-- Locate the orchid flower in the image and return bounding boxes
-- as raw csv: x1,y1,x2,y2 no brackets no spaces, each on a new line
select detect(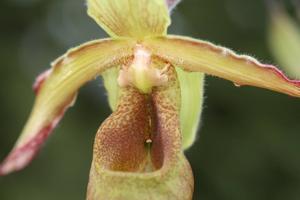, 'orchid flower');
1,0,300,199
